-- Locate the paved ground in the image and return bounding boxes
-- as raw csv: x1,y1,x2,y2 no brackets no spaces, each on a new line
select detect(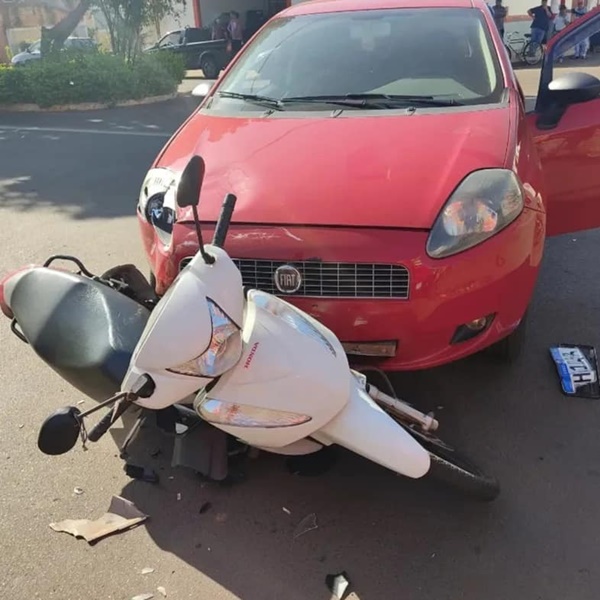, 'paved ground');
2,72,600,600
